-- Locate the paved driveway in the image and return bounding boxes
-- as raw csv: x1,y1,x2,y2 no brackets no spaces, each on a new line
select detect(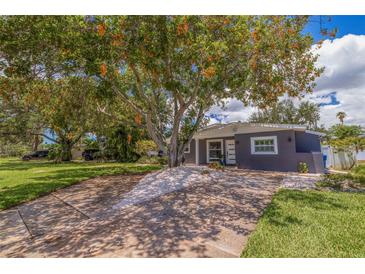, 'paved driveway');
0,167,283,257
